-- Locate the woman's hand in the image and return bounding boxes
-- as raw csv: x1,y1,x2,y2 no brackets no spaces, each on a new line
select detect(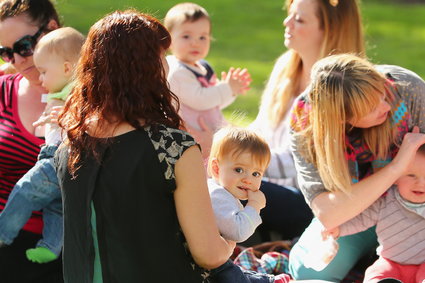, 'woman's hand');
389,126,425,176
225,239,236,251
313,126,425,229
